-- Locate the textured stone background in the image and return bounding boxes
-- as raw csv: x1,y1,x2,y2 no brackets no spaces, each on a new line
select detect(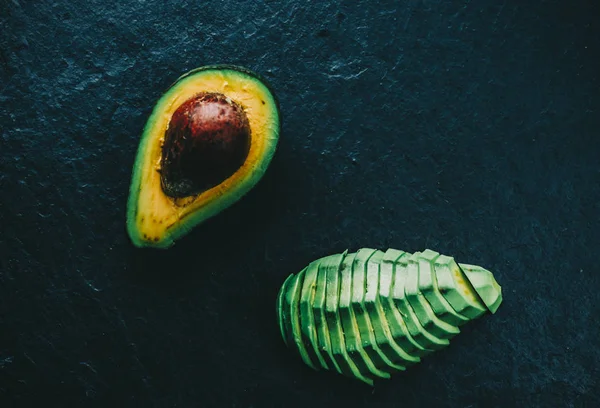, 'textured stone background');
1,0,599,407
